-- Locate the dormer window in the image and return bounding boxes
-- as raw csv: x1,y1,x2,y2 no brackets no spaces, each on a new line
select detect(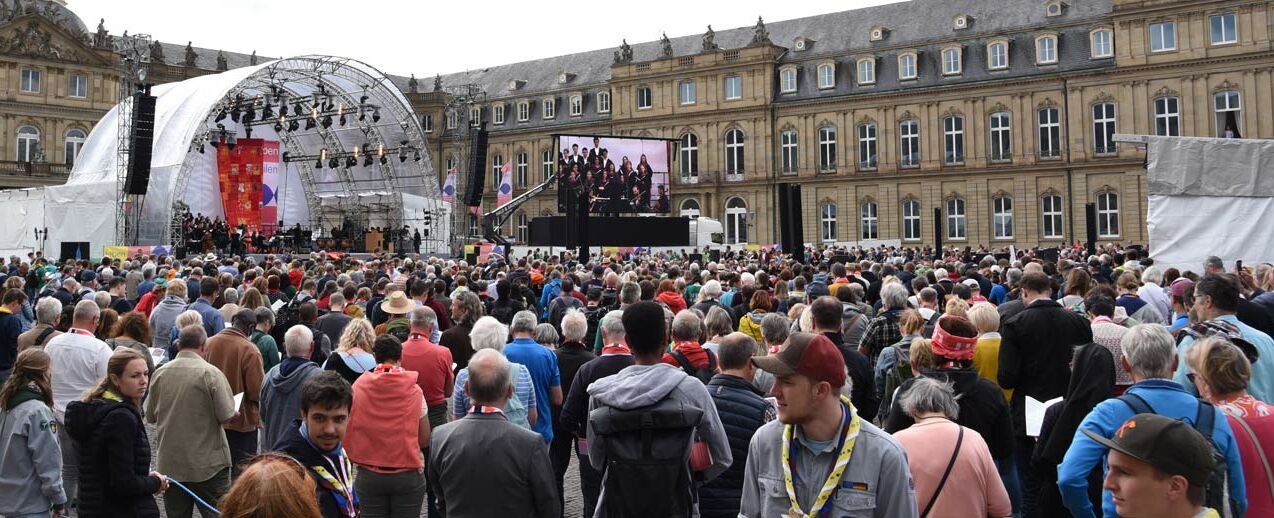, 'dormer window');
559,72,576,84
942,46,963,75
1045,0,1067,17
898,52,918,80
953,14,971,30
856,58,876,85
1036,34,1059,65
988,40,1009,70
817,63,836,89
508,79,526,91
870,26,889,42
